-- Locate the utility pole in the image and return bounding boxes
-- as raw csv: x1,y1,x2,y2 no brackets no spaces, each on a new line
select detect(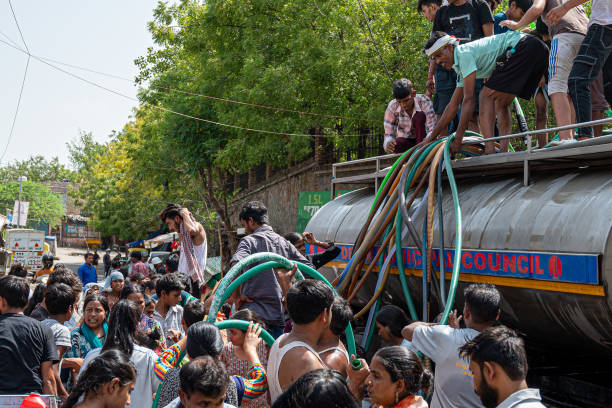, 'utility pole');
17,175,27,227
